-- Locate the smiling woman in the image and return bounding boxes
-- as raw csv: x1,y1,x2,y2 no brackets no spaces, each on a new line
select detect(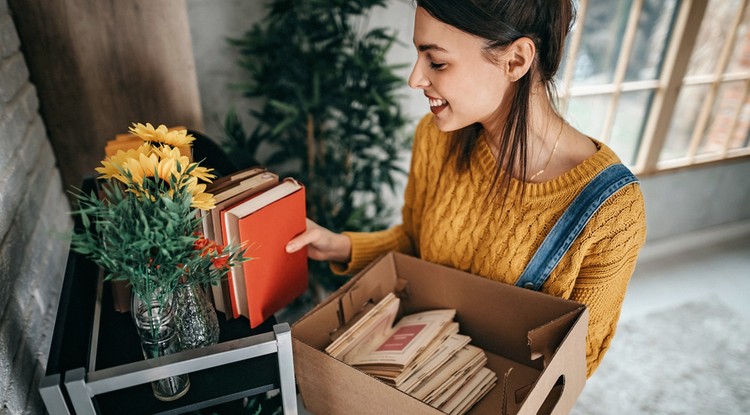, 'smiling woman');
287,0,647,380
408,7,514,134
